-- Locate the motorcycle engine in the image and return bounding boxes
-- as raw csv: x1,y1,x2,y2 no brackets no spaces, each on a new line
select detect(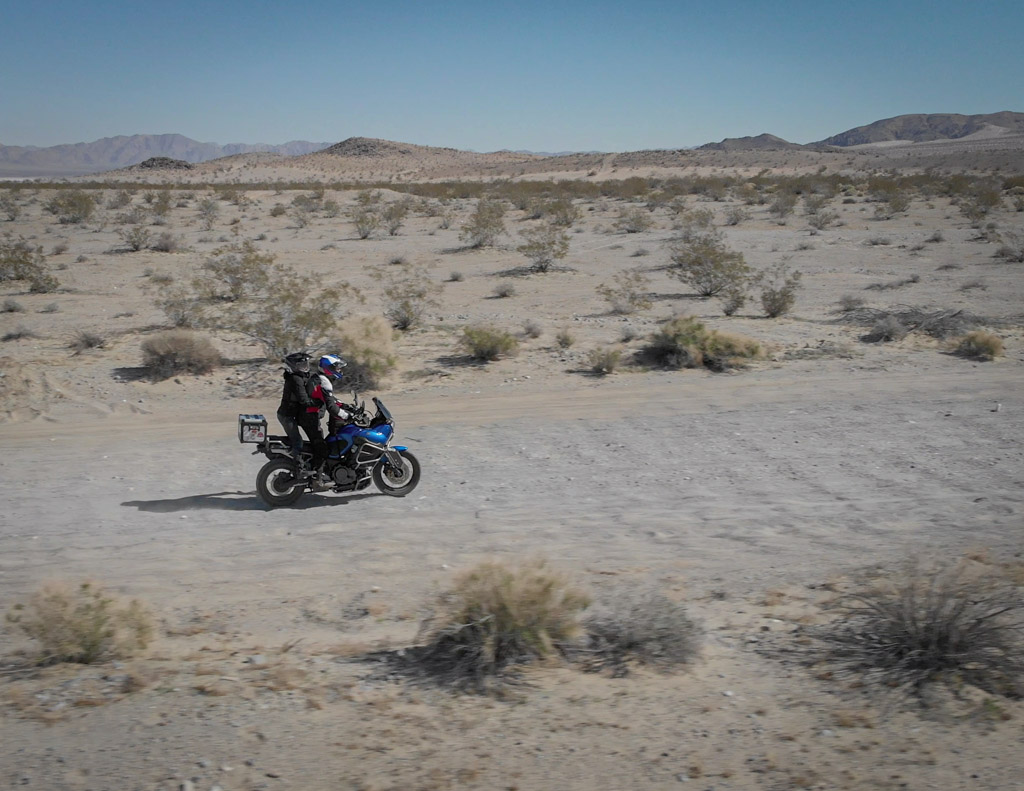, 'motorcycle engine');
331,466,359,487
